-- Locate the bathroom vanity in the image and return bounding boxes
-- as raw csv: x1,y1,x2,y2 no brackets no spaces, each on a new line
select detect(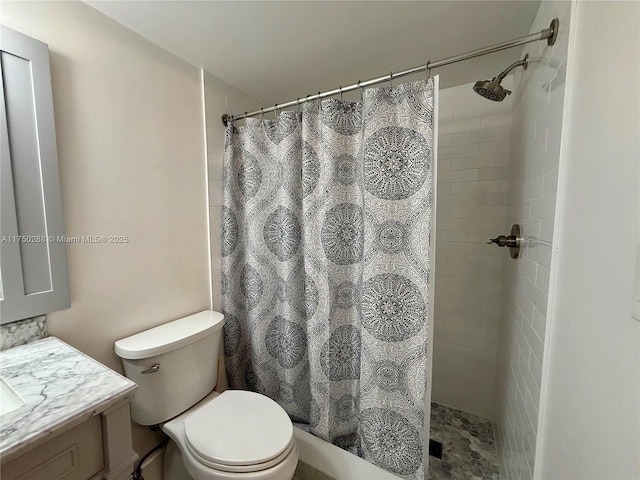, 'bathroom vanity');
0,337,138,480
